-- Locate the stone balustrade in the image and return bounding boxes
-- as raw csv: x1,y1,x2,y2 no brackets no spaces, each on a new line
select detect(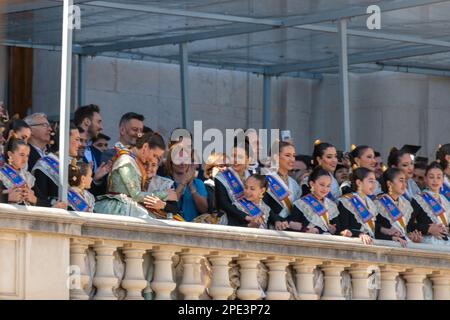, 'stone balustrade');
1,203,450,300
